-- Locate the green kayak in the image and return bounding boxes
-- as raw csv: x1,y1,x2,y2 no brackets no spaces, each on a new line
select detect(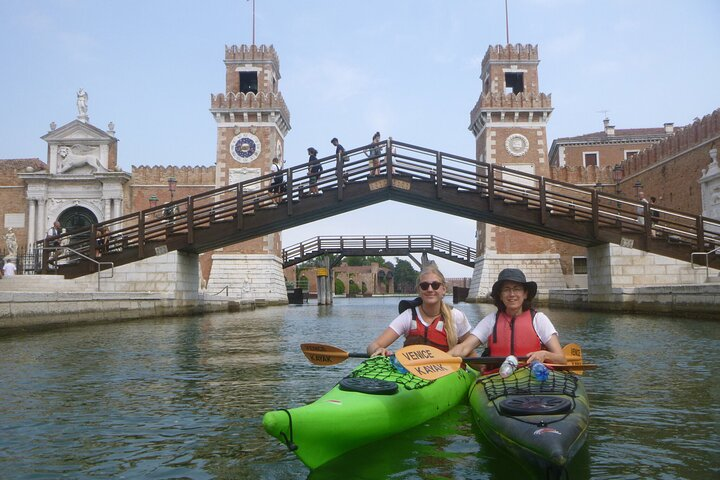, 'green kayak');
263,355,476,469
469,365,590,475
